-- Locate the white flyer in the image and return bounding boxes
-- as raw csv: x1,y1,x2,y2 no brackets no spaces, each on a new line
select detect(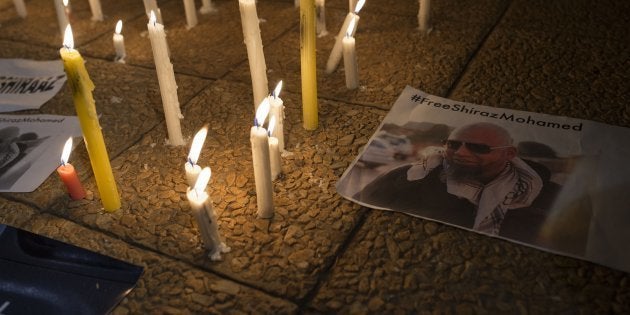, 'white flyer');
0,115,82,192
0,59,67,112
